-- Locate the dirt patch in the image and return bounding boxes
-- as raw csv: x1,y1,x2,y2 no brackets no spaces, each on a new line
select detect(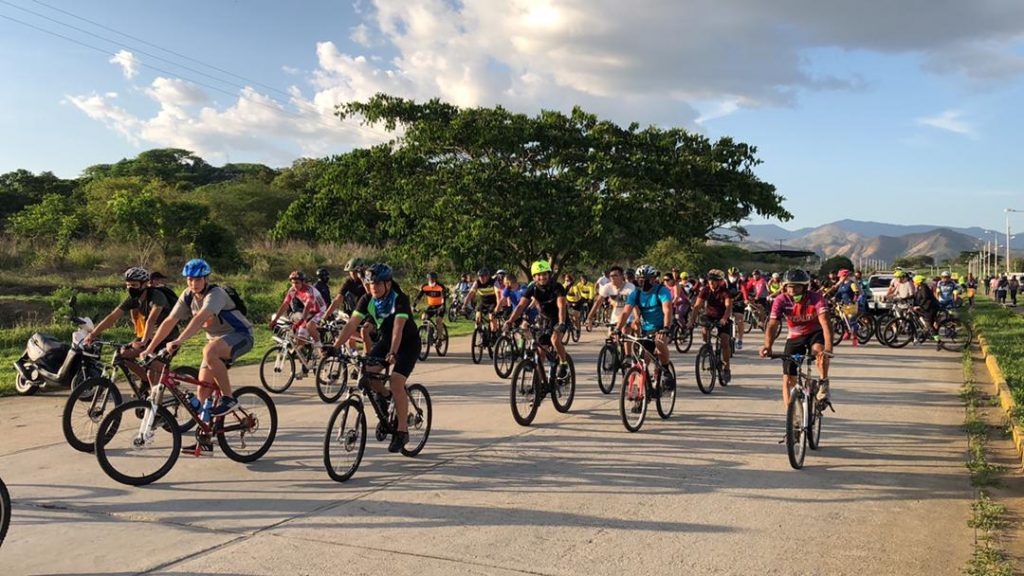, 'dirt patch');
0,299,52,328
